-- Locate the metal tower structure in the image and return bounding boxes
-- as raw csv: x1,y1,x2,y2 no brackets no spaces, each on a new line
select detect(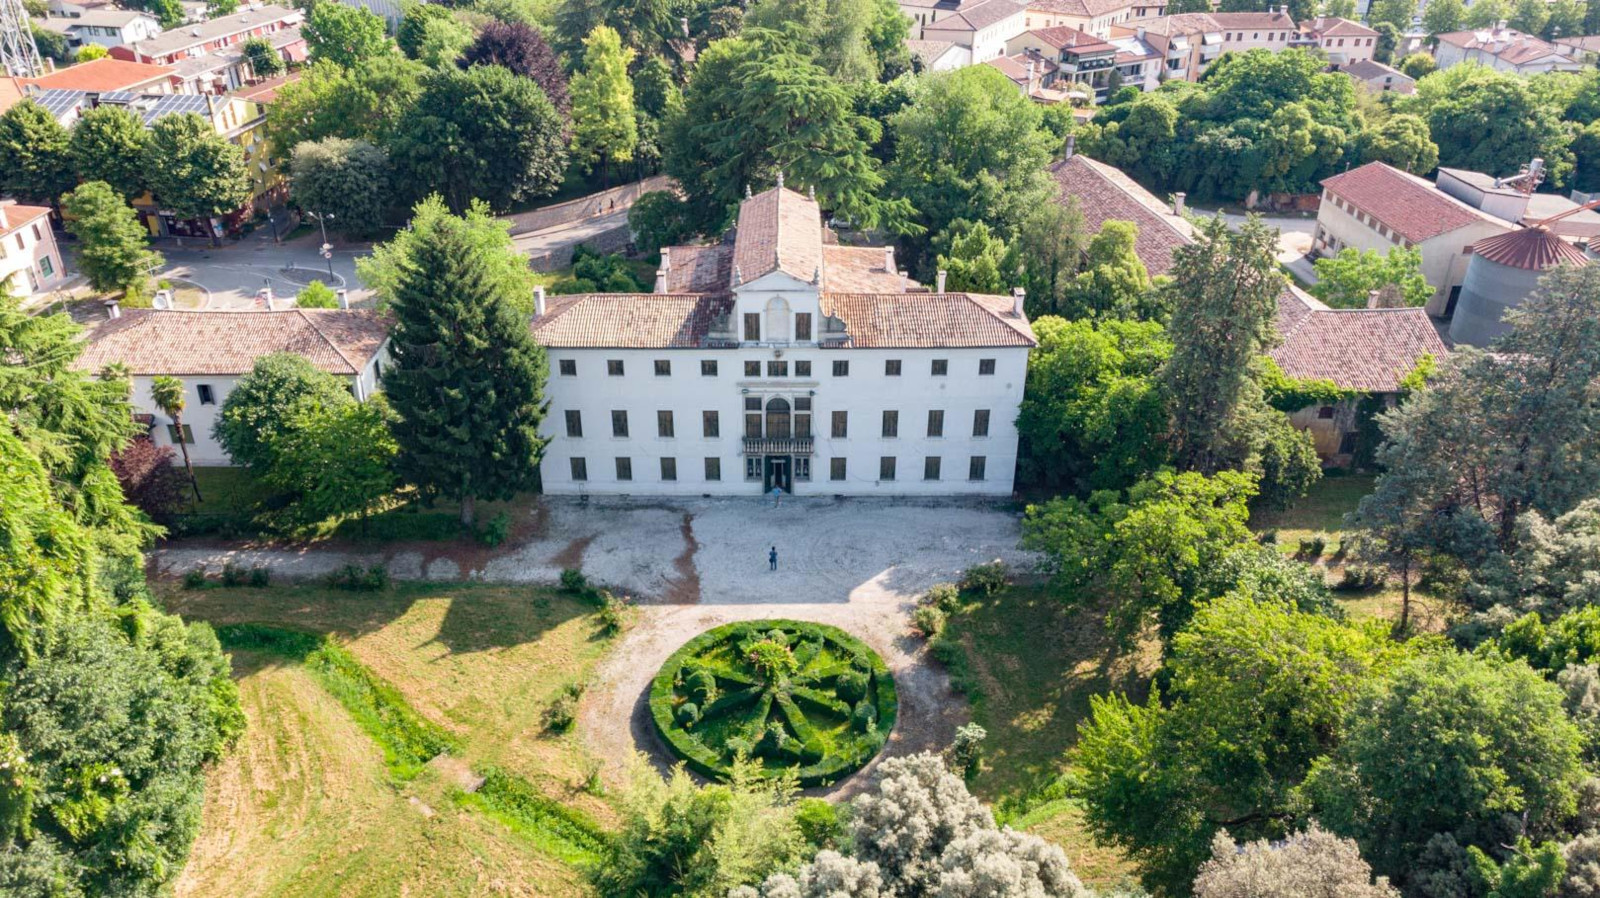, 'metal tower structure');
0,0,43,79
